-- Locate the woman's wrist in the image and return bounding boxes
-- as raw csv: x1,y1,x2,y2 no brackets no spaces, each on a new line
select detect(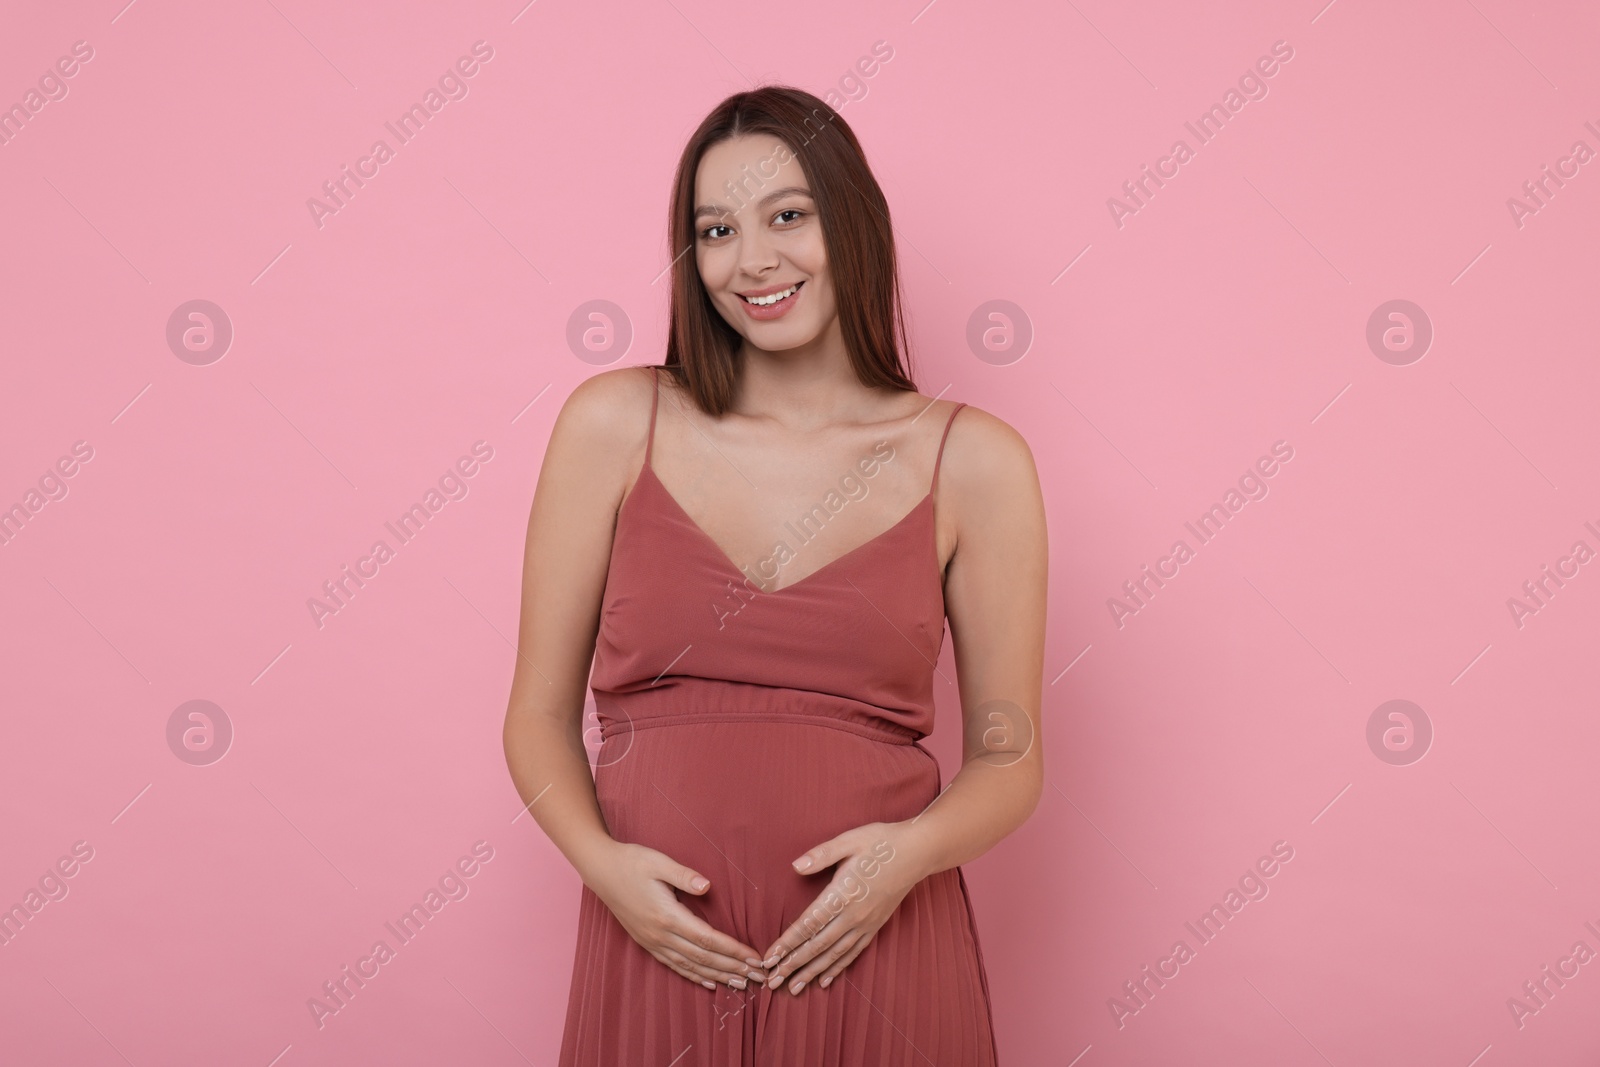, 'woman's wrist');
570,833,622,892
886,817,946,884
